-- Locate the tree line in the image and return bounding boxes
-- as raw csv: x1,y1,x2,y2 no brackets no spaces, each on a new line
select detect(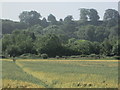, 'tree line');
1,8,120,58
